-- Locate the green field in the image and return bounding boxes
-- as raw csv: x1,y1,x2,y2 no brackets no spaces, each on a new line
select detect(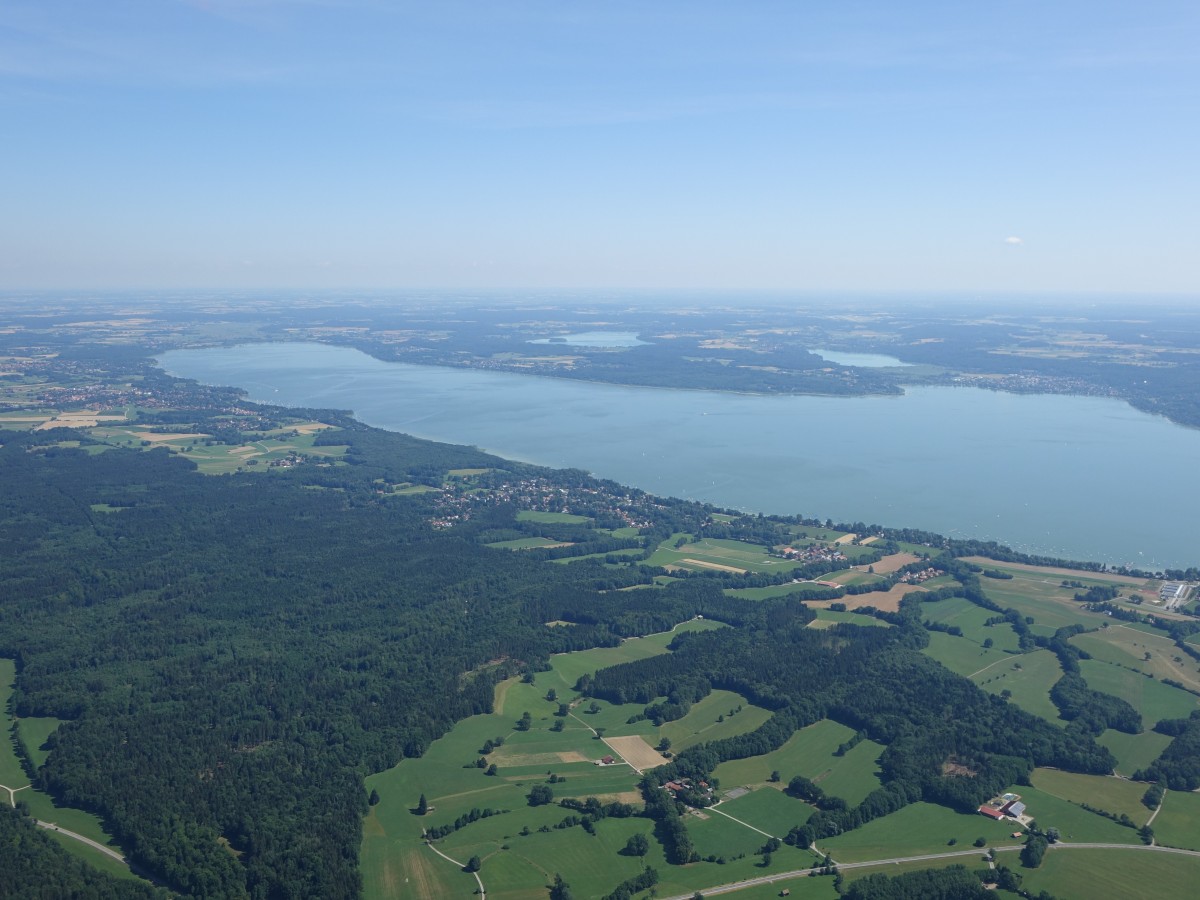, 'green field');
810,609,890,628
661,690,772,751
646,537,803,575
1029,768,1151,825
1018,847,1200,900
1154,790,1200,851
715,786,814,838
516,510,591,524
1007,785,1140,844
17,716,63,769
920,596,1022,652
1097,728,1174,776
971,649,1064,724
713,719,883,806
0,660,29,788
1073,626,1200,695
820,802,1019,863
1078,659,1199,725
922,631,1013,677
487,536,571,550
